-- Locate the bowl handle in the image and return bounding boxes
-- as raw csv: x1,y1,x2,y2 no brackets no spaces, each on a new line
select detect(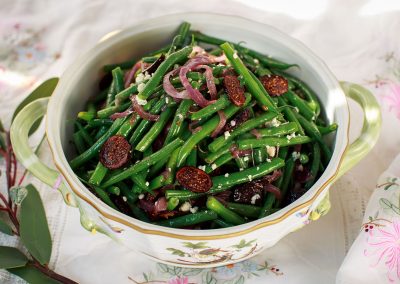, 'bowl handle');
336,82,381,179
10,97,77,207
